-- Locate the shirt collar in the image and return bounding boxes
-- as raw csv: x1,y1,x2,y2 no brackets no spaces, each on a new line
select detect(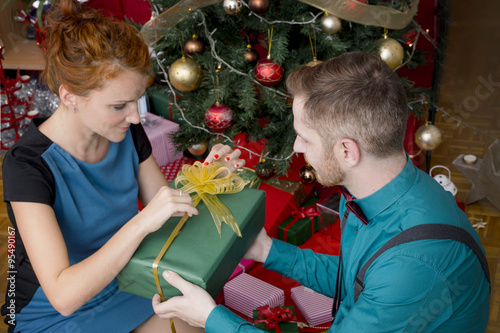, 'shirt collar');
350,154,417,223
